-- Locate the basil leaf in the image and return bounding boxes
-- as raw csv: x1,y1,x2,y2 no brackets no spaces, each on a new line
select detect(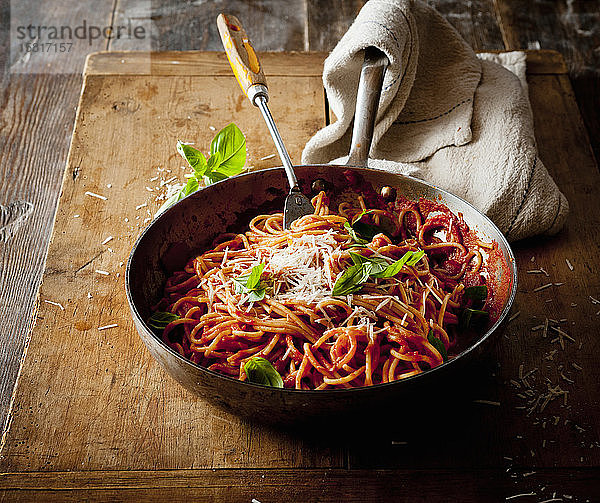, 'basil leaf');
177,142,207,174
203,171,229,185
349,252,365,266
182,176,199,196
405,249,425,266
148,311,180,330
234,264,266,302
155,176,199,217
246,264,264,289
427,329,448,361
369,262,389,276
352,219,381,242
334,250,426,294
244,357,284,387
371,249,425,279
344,221,369,245
209,123,246,177
372,251,413,278
204,151,223,175
349,252,388,275
155,124,246,219
459,308,489,330
234,282,266,302
204,171,229,185
233,276,249,295
463,285,488,301
202,151,226,185
332,263,371,296
246,288,266,302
